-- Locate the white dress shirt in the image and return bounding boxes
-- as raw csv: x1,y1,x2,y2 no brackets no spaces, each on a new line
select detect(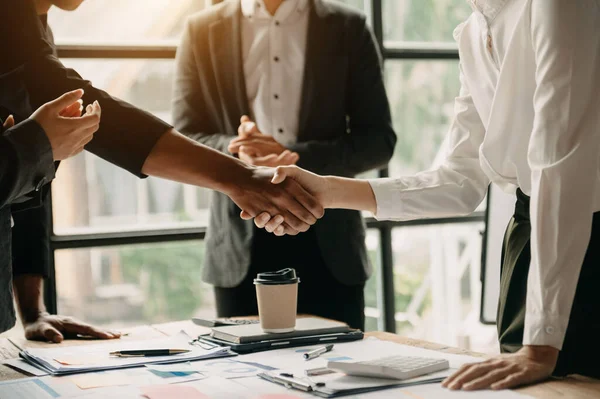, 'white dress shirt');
370,0,600,350
241,0,310,147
